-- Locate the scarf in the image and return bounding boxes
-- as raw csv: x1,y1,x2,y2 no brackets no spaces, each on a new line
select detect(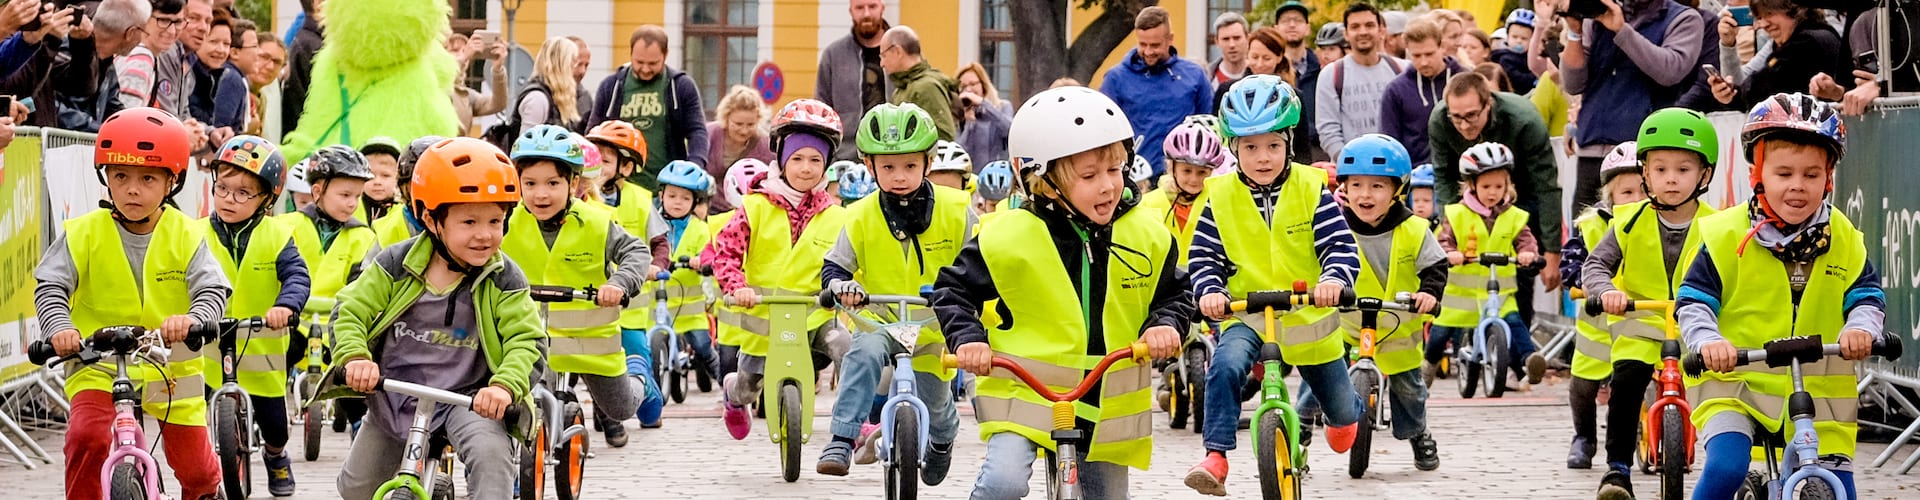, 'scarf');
1462,187,1514,217
753,172,836,243
878,181,936,239
1741,196,1833,263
